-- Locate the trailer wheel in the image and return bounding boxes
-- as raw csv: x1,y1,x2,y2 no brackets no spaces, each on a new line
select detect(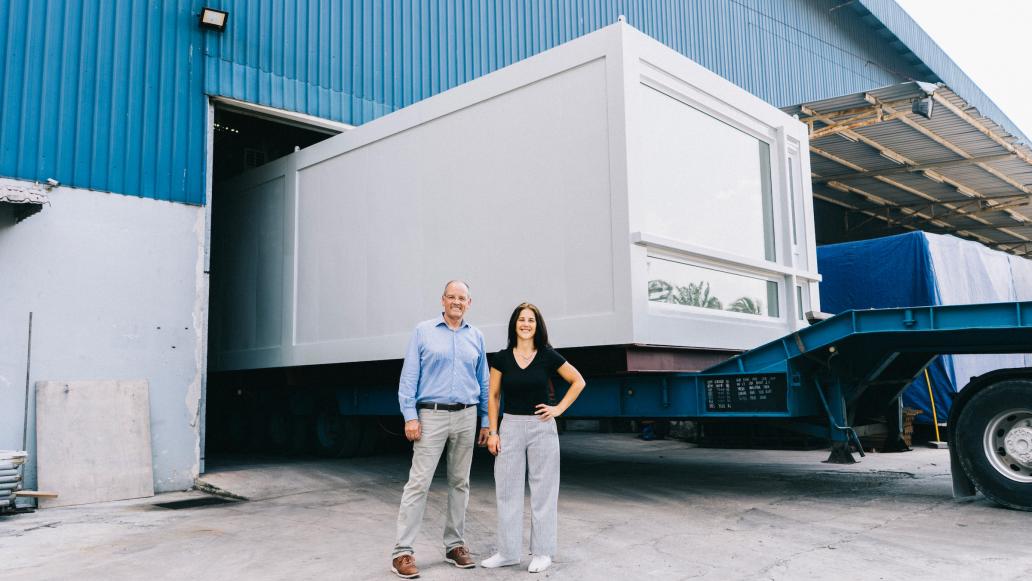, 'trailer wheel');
955,379,1032,511
313,406,363,458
